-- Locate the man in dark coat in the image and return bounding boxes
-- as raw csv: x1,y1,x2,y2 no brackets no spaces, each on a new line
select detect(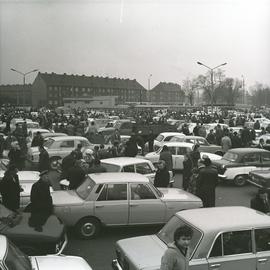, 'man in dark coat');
250,188,270,214
8,141,24,170
38,145,50,172
197,157,218,207
147,130,155,152
154,160,170,188
88,159,107,173
31,131,44,147
61,151,77,179
0,164,21,212
67,160,86,189
124,135,138,157
189,144,200,168
182,154,192,190
159,145,173,172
